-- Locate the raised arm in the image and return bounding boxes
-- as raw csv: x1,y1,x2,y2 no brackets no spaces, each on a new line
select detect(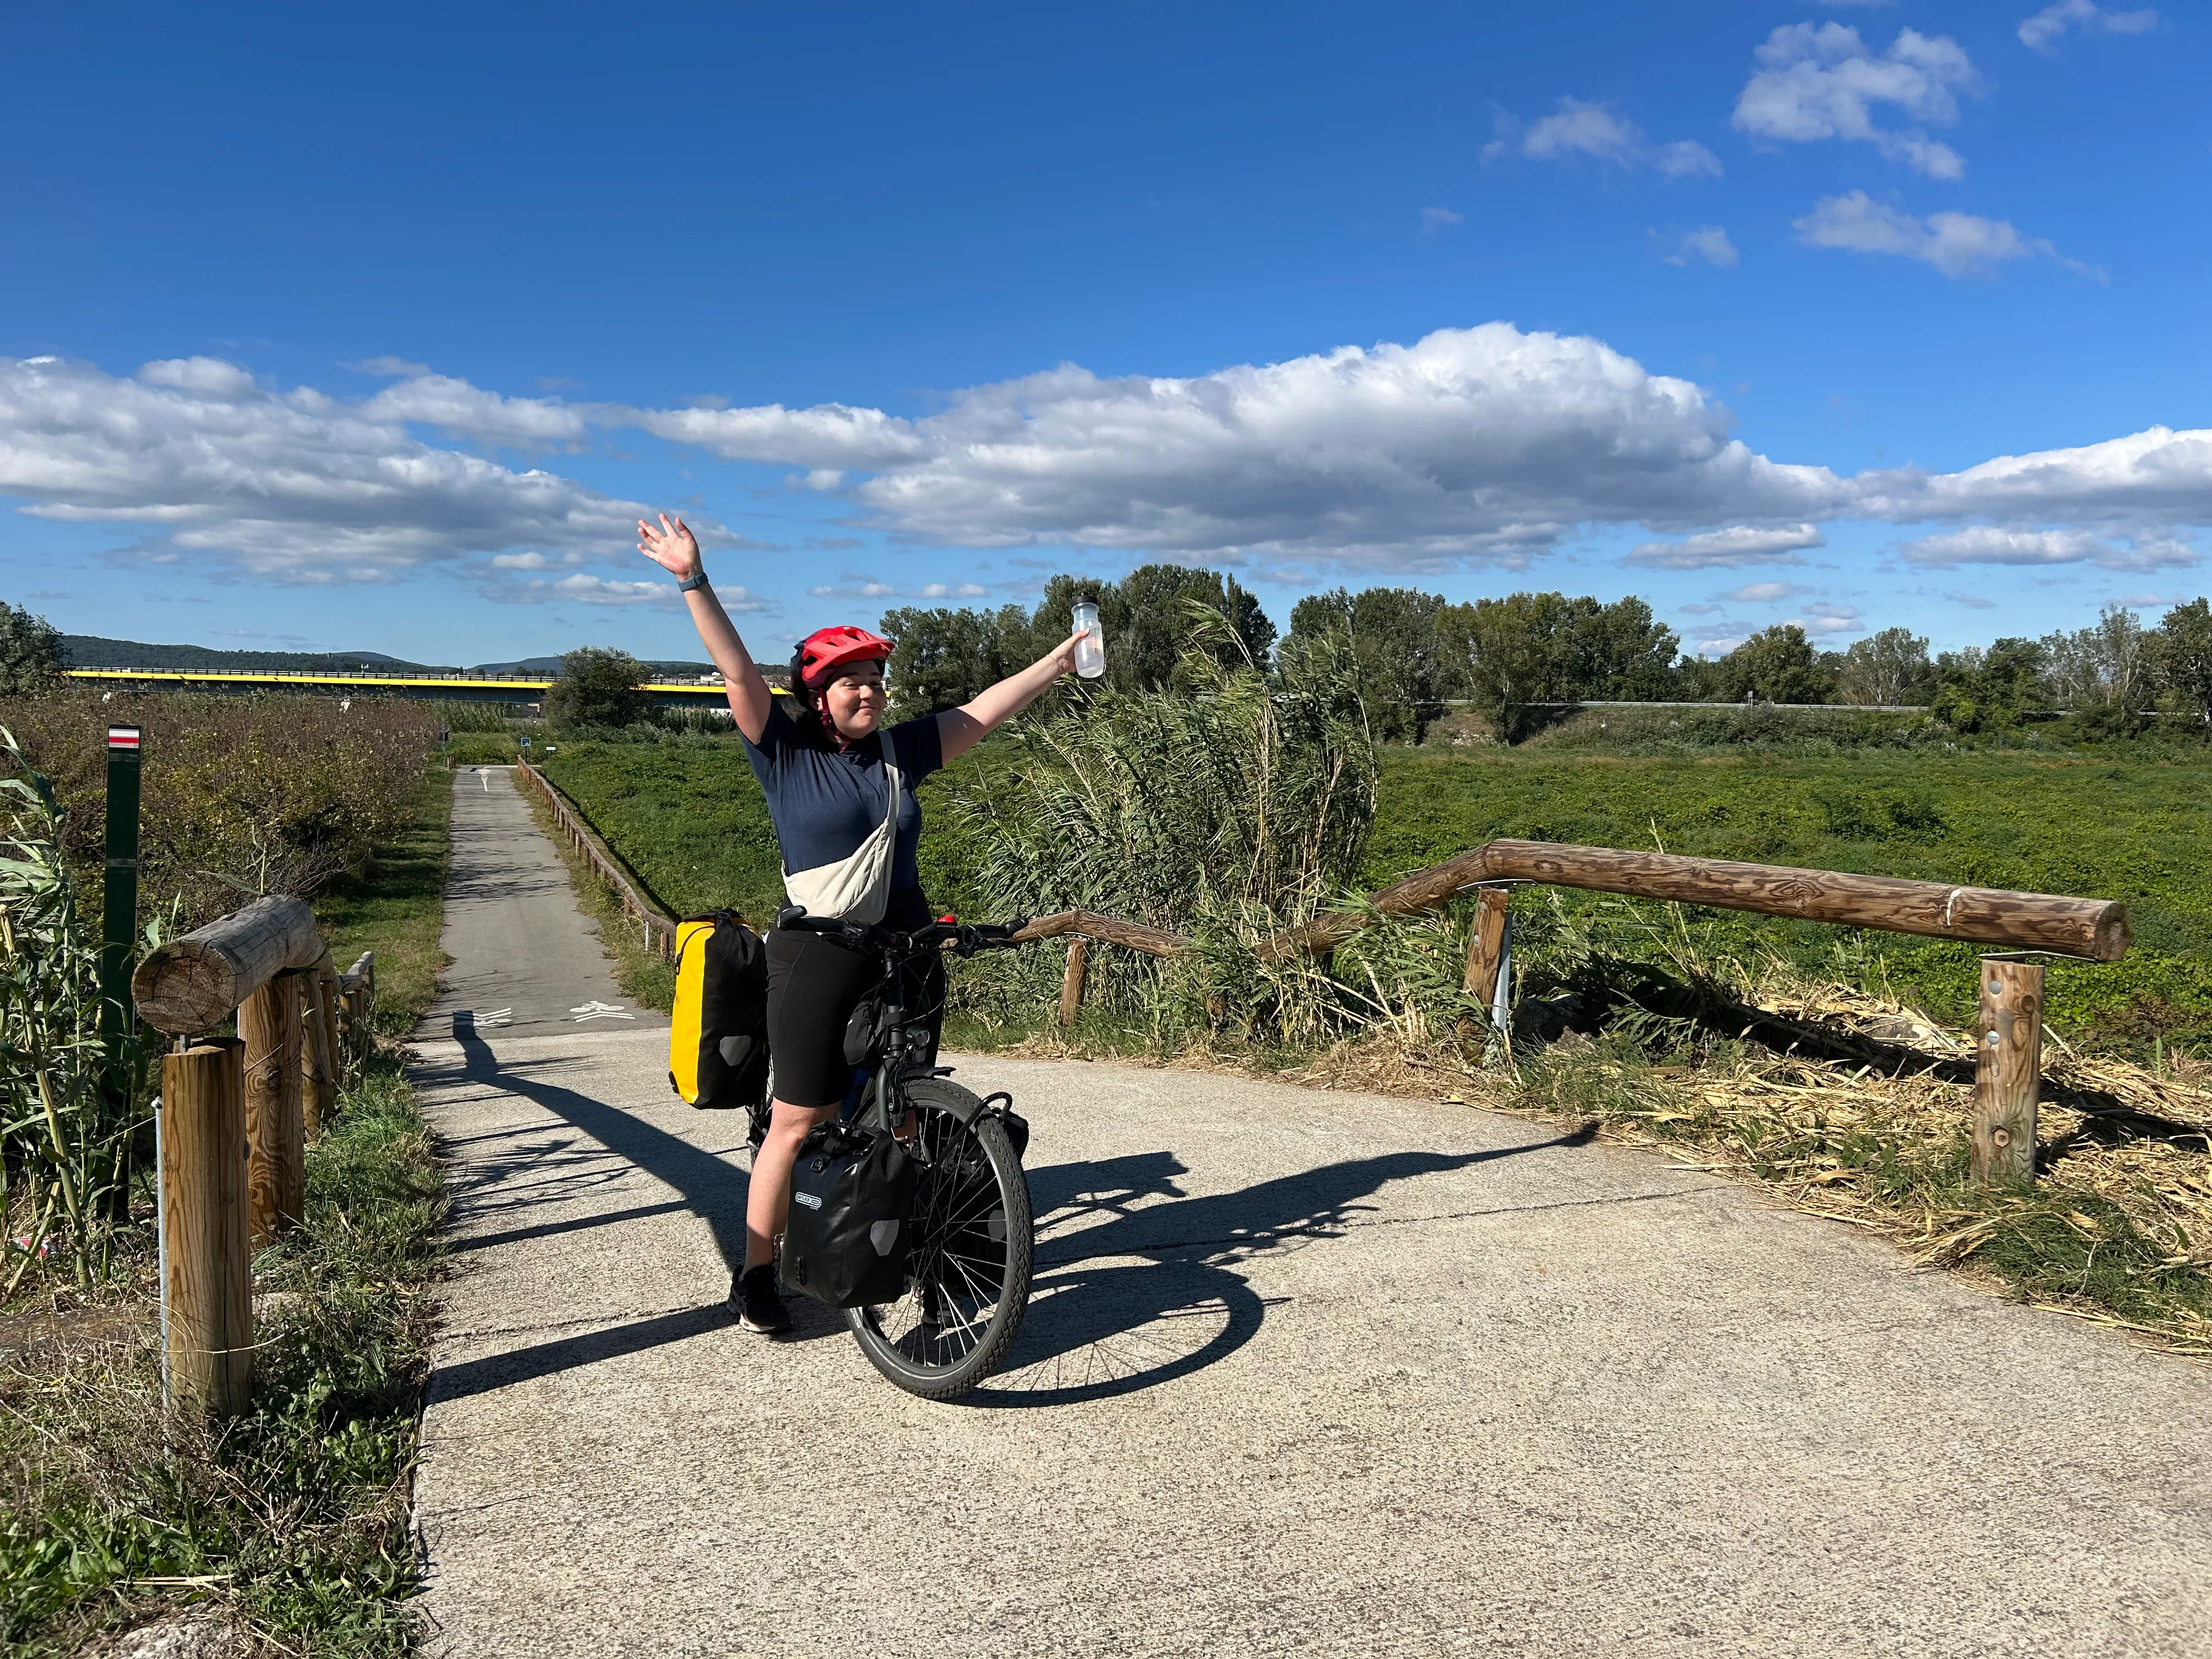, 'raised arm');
935,630,1085,763
636,514,775,743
